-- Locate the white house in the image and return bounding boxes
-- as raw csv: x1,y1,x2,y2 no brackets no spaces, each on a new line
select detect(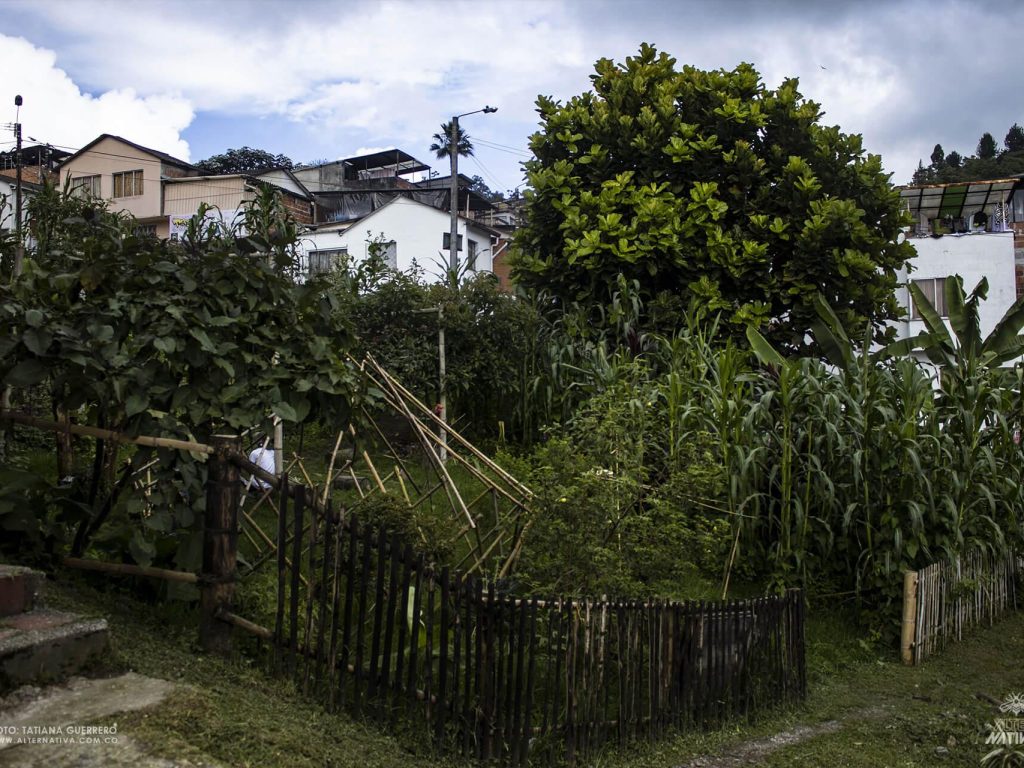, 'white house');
298,195,500,282
895,178,1023,346
0,173,40,248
